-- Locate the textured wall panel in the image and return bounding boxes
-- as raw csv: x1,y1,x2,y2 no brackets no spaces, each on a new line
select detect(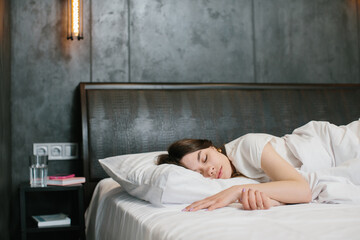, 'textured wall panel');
92,0,129,82
130,0,254,83
254,0,359,83
11,0,90,180
82,84,360,180
0,0,11,238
